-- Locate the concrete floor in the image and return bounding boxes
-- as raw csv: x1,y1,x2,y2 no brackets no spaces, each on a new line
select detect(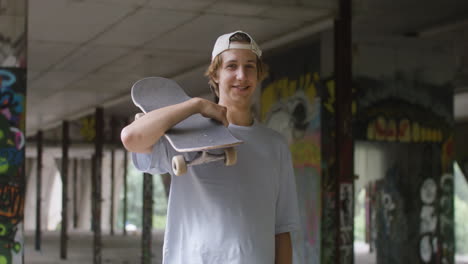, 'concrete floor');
24,230,164,264
24,232,467,264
